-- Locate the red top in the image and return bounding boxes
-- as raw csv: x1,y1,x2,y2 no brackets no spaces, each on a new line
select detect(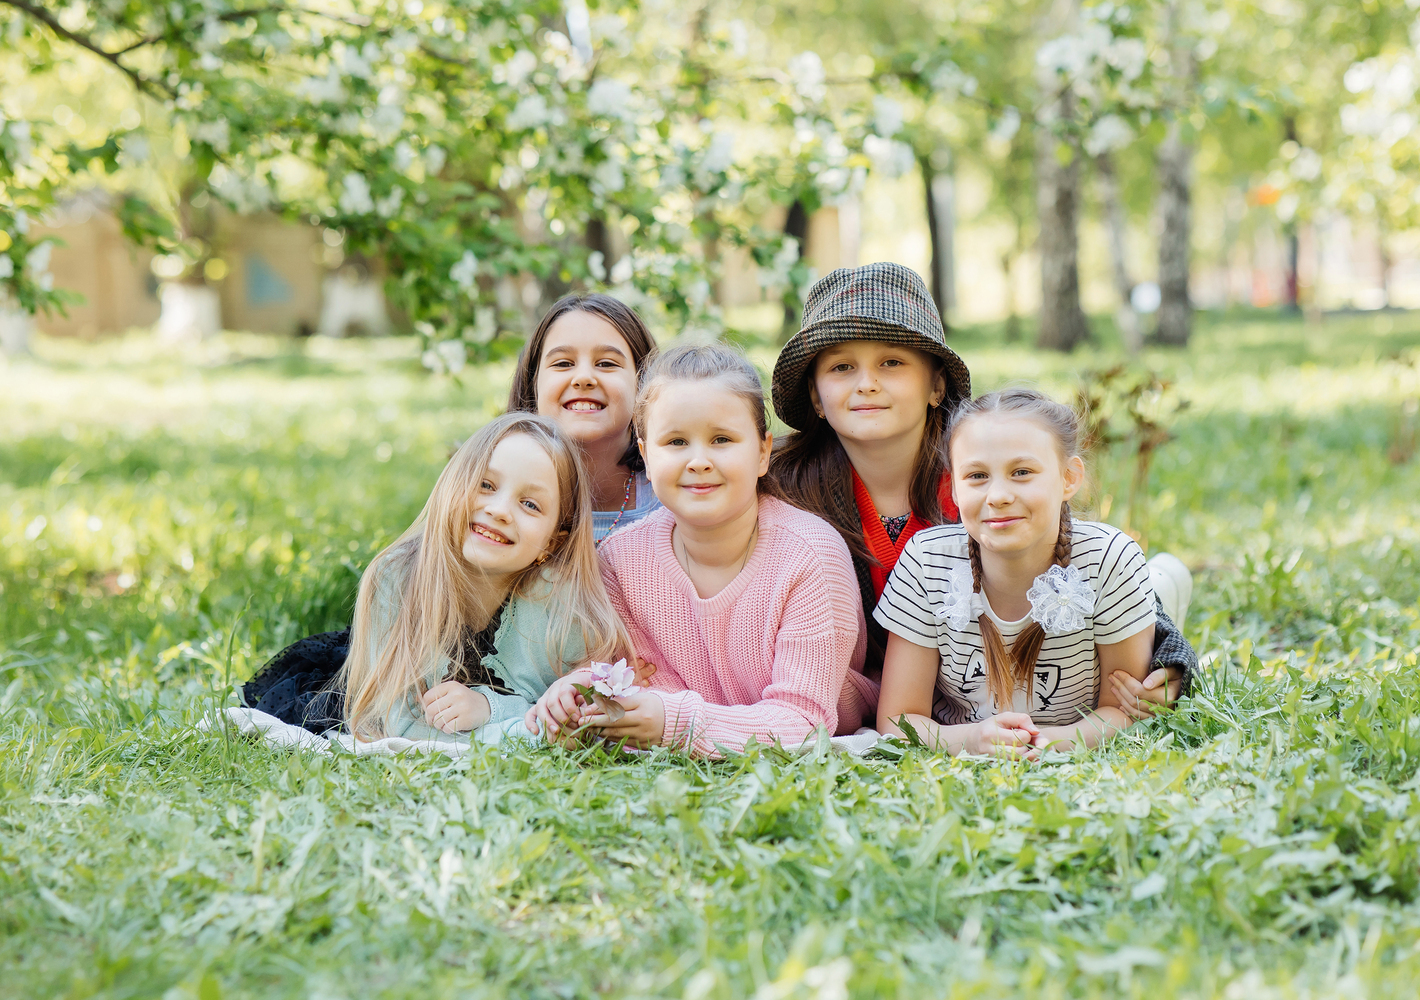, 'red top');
852,469,959,601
